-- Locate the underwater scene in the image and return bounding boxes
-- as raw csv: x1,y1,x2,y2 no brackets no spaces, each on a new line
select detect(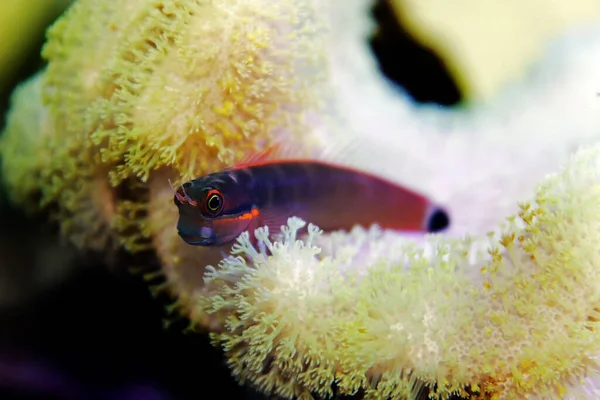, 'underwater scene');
1,0,600,399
